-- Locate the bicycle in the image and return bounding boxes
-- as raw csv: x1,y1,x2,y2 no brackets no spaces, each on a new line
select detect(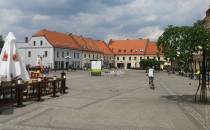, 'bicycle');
149,77,155,90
